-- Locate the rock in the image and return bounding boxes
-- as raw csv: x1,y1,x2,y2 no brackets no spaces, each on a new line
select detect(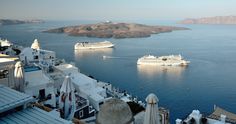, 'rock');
44,22,188,38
